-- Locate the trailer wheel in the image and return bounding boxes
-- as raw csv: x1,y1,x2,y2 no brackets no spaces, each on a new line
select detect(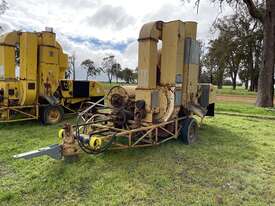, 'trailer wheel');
41,105,64,124
179,117,198,144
